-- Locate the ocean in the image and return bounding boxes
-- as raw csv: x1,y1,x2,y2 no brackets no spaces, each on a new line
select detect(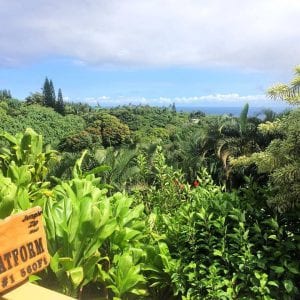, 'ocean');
176,105,292,117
